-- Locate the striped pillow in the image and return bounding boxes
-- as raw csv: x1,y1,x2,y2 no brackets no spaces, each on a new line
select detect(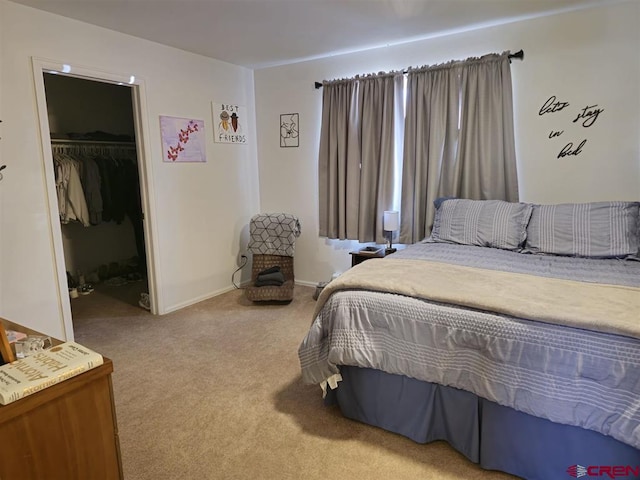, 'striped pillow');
524,202,640,258
431,199,533,250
